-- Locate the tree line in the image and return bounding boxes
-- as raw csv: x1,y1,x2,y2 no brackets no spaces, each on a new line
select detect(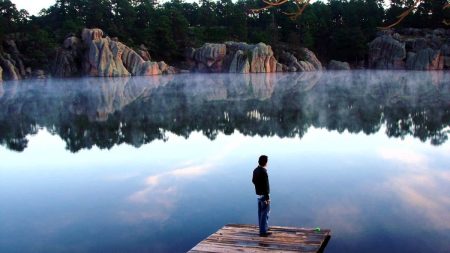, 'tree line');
0,0,448,69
